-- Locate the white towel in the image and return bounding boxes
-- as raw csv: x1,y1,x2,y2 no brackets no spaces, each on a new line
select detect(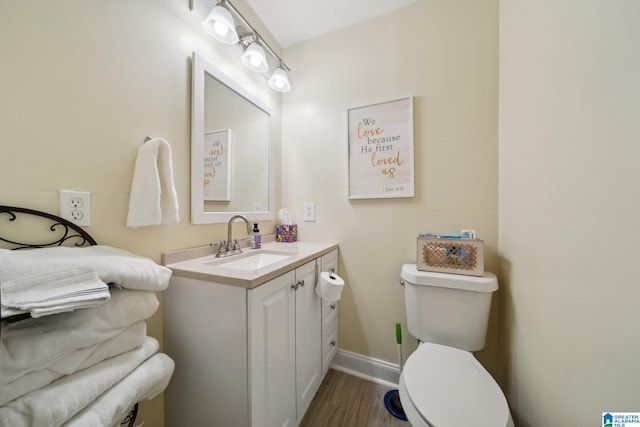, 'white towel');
0,321,147,405
0,245,172,292
126,137,179,228
1,289,159,385
1,267,110,319
64,353,175,427
0,337,160,427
